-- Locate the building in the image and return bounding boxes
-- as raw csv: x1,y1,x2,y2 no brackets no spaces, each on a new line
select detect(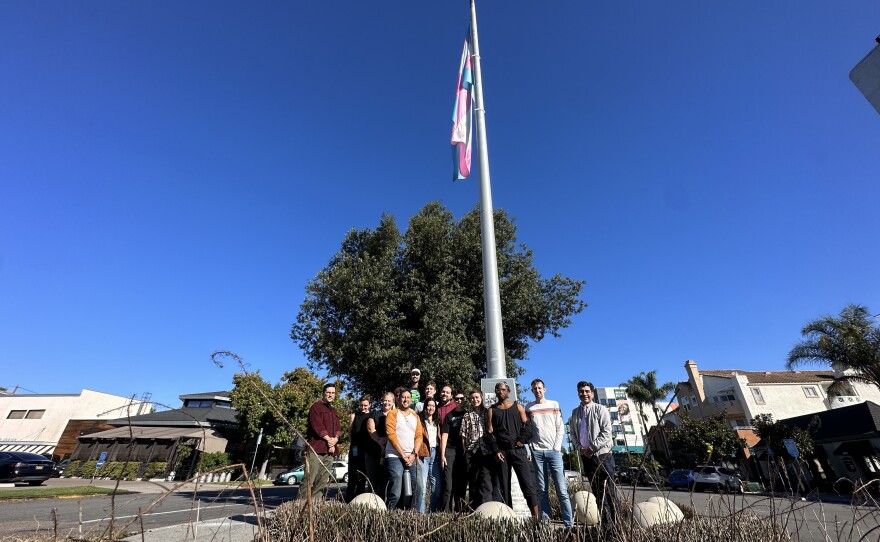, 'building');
70,391,238,480
774,401,880,491
0,389,151,458
675,360,880,429
591,387,649,458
